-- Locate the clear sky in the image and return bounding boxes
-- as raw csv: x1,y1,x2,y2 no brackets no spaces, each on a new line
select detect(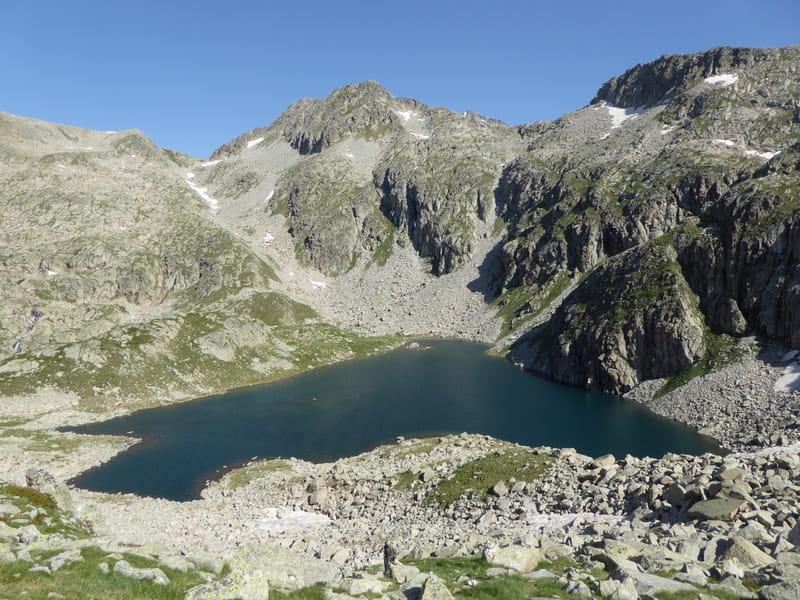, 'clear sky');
2,0,797,158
